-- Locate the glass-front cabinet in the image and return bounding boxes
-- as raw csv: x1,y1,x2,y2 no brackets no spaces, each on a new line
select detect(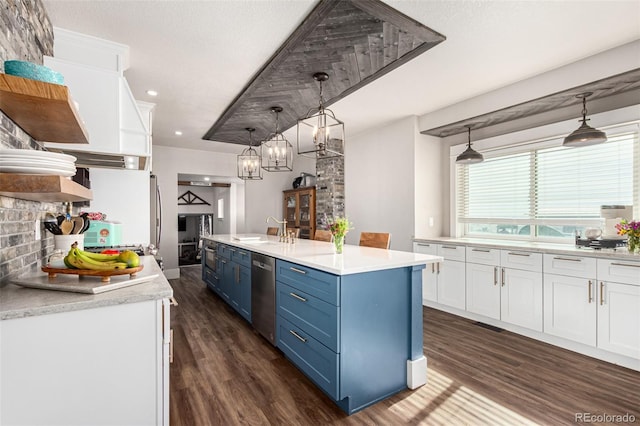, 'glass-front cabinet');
283,187,316,239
